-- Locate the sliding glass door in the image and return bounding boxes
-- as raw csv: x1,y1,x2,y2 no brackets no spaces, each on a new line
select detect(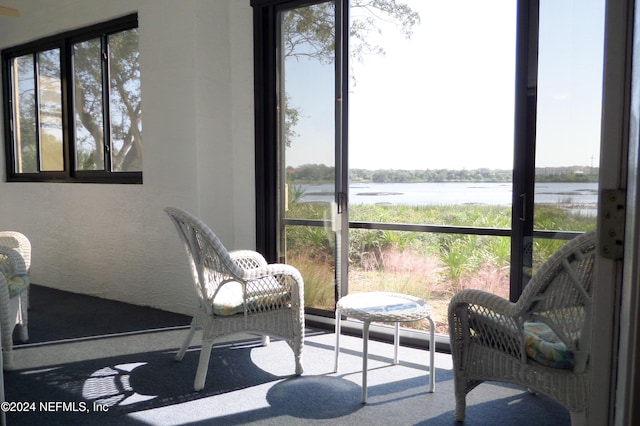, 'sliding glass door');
253,0,603,332
273,1,347,312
